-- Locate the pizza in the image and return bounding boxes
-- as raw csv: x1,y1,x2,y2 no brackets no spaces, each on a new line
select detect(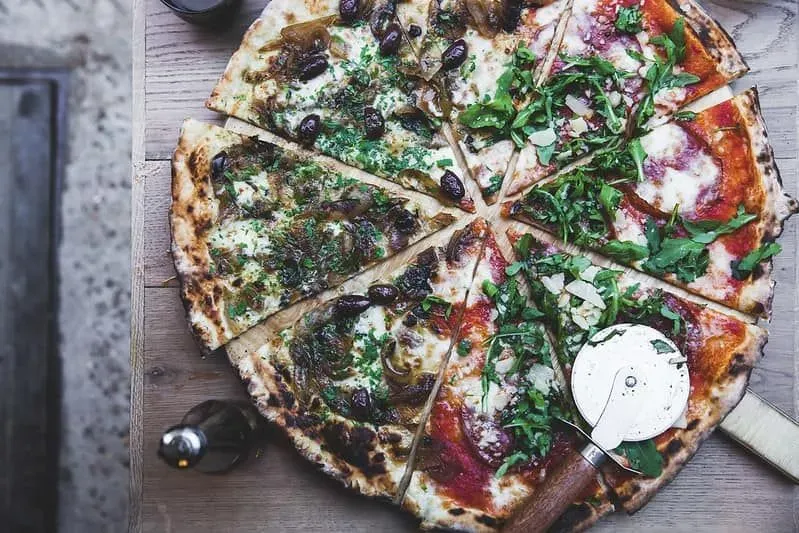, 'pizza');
504,89,799,316
206,0,476,212
171,119,456,352
410,0,570,202
506,226,766,514
165,0,799,530
231,219,488,500
402,227,613,531
507,0,748,194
